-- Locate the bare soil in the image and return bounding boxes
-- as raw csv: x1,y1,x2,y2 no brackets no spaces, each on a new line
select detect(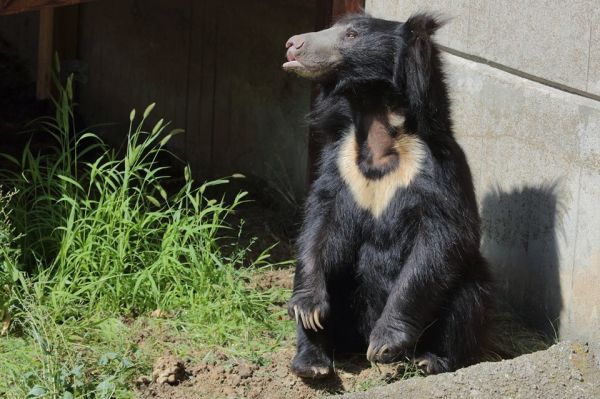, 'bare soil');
137,338,600,399
138,345,419,399
137,268,422,399
135,268,600,399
